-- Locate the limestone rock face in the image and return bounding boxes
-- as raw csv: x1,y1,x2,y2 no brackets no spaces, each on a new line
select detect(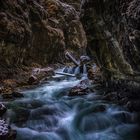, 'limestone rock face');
0,0,87,71
61,0,81,11
81,0,140,80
